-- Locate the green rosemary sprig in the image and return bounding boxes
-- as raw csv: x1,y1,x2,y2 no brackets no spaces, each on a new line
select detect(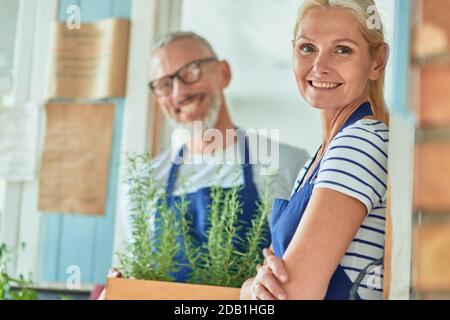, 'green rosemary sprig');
234,177,272,283
176,193,202,283
116,154,155,279
151,190,181,281
198,169,244,287
117,153,179,281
